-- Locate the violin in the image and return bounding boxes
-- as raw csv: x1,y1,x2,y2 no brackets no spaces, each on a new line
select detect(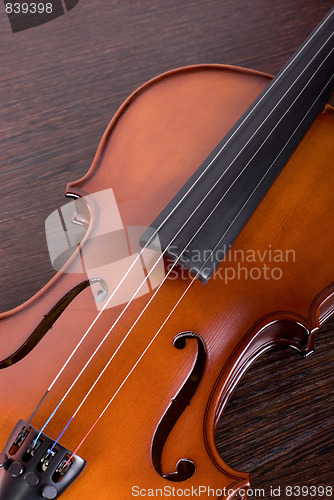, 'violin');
0,6,333,500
